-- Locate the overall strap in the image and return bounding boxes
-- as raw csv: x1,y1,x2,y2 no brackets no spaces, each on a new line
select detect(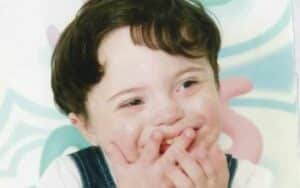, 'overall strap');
226,154,238,188
70,146,116,188
70,147,237,188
